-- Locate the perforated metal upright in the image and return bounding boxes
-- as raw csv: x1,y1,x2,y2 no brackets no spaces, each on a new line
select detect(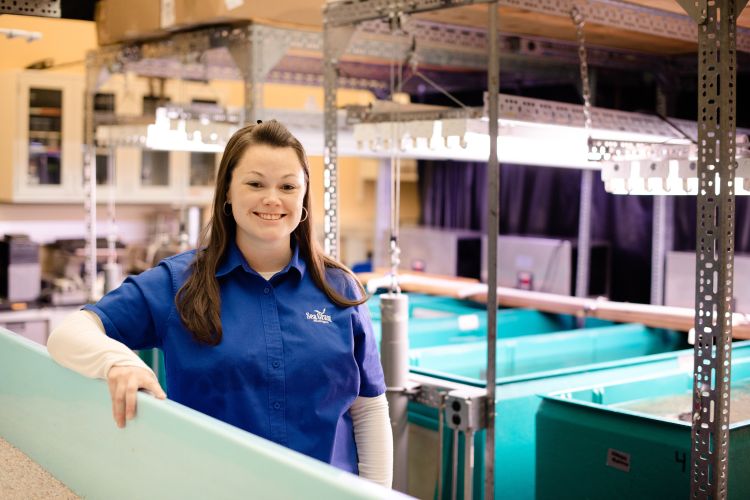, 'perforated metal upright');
0,0,60,17
83,52,100,302
674,1,748,498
